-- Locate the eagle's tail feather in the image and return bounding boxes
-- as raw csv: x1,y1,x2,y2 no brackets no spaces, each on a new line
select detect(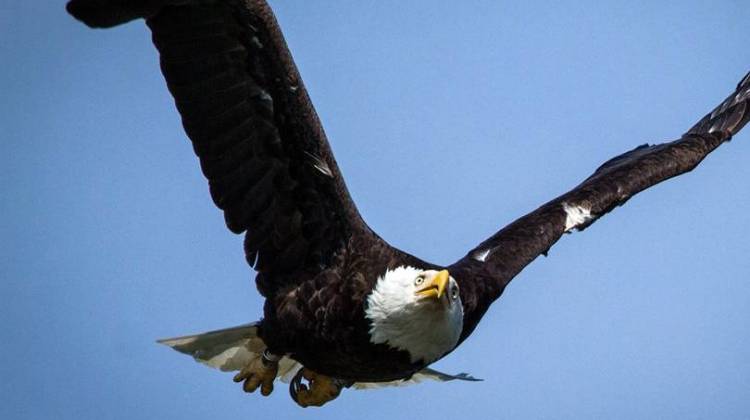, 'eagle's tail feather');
157,323,301,380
